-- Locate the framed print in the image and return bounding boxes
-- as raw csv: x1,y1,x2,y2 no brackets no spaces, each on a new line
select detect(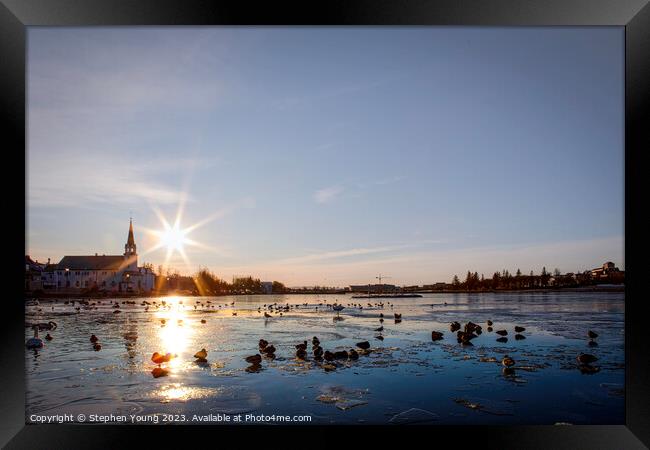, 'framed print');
1,0,649,448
